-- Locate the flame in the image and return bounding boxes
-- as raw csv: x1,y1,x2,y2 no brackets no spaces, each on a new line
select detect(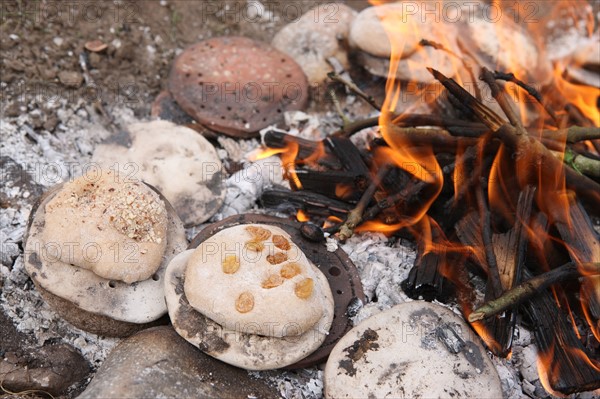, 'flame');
250,147,287,161
355,220,404,235
536,344,566,398
296,209,309,223
553,63,600,126
537,342,600,397
335,183,354,200
323,215,343,229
